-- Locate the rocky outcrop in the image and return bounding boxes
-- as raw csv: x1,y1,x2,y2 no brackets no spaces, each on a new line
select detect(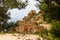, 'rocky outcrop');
15,10,51,33
16,21,37,33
